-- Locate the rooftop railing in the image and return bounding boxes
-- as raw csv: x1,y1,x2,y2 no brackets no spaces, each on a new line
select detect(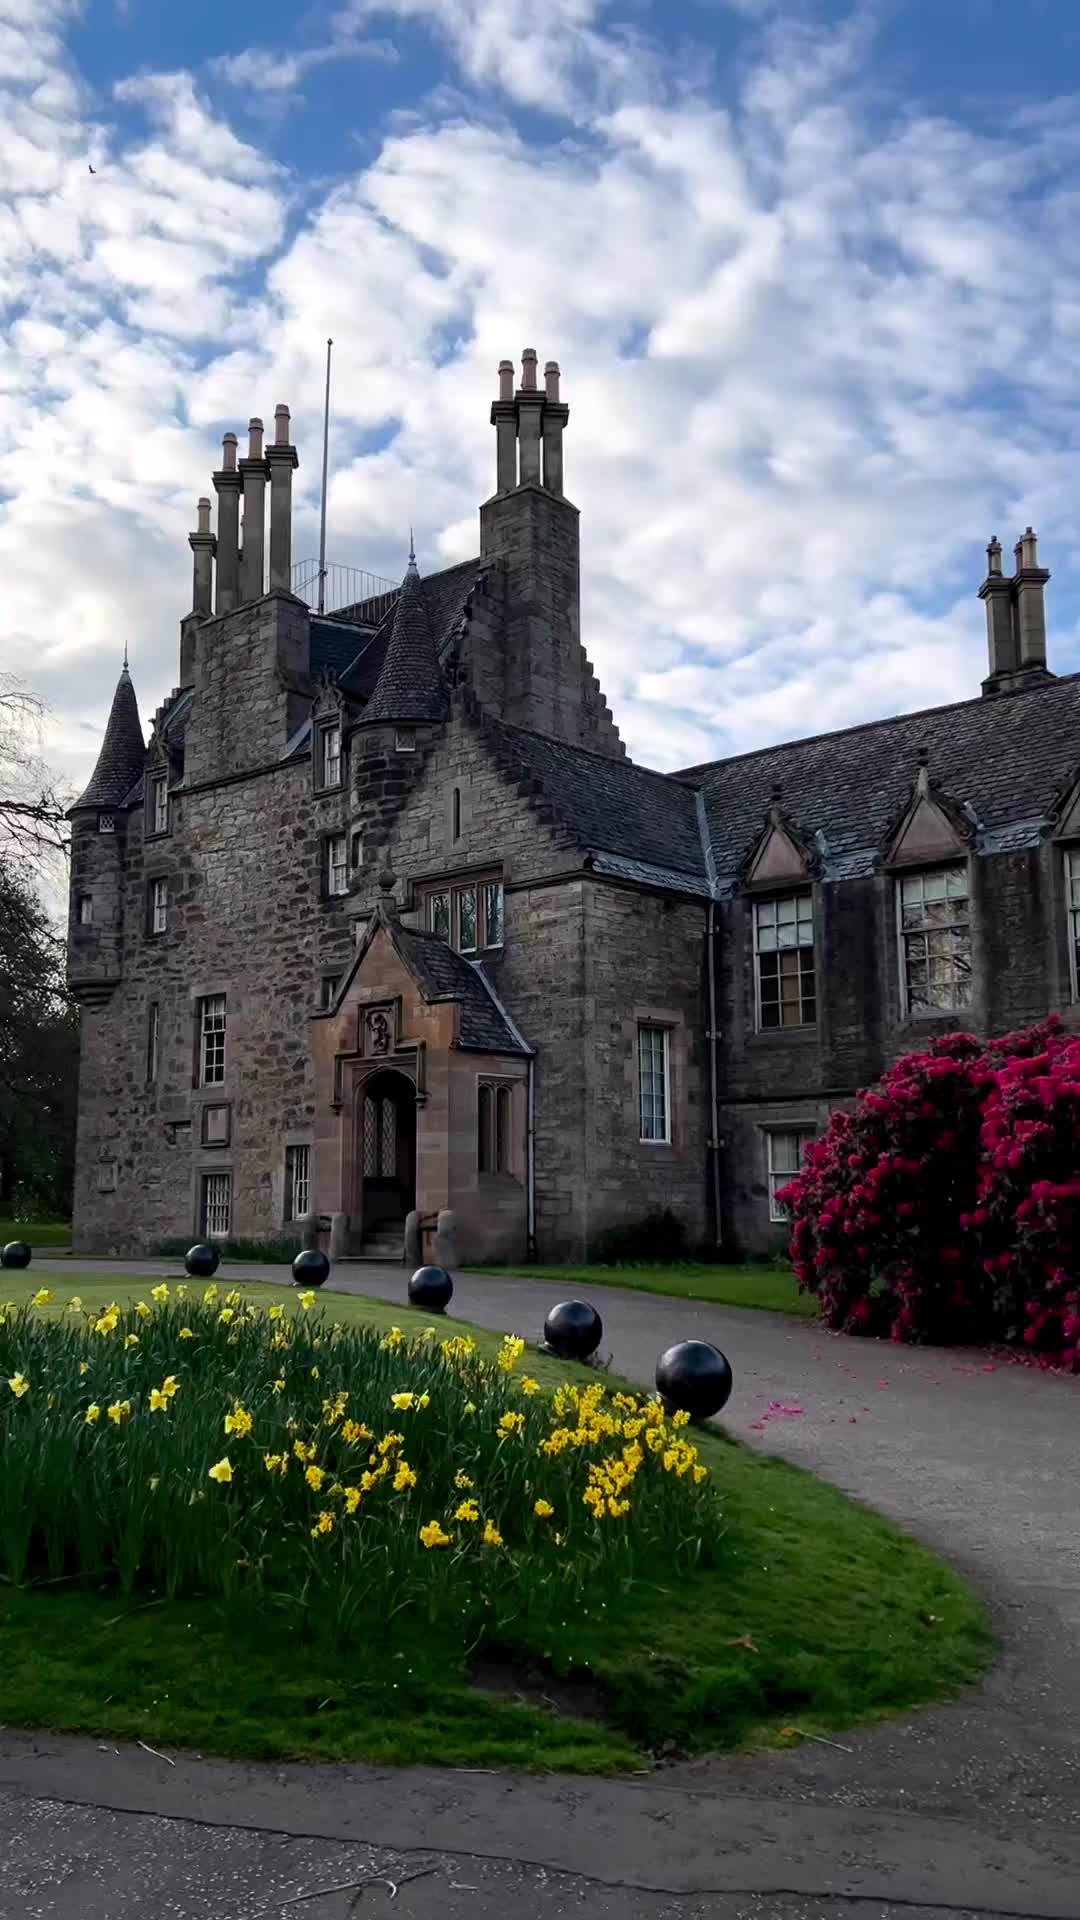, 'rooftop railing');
291,559,400,625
